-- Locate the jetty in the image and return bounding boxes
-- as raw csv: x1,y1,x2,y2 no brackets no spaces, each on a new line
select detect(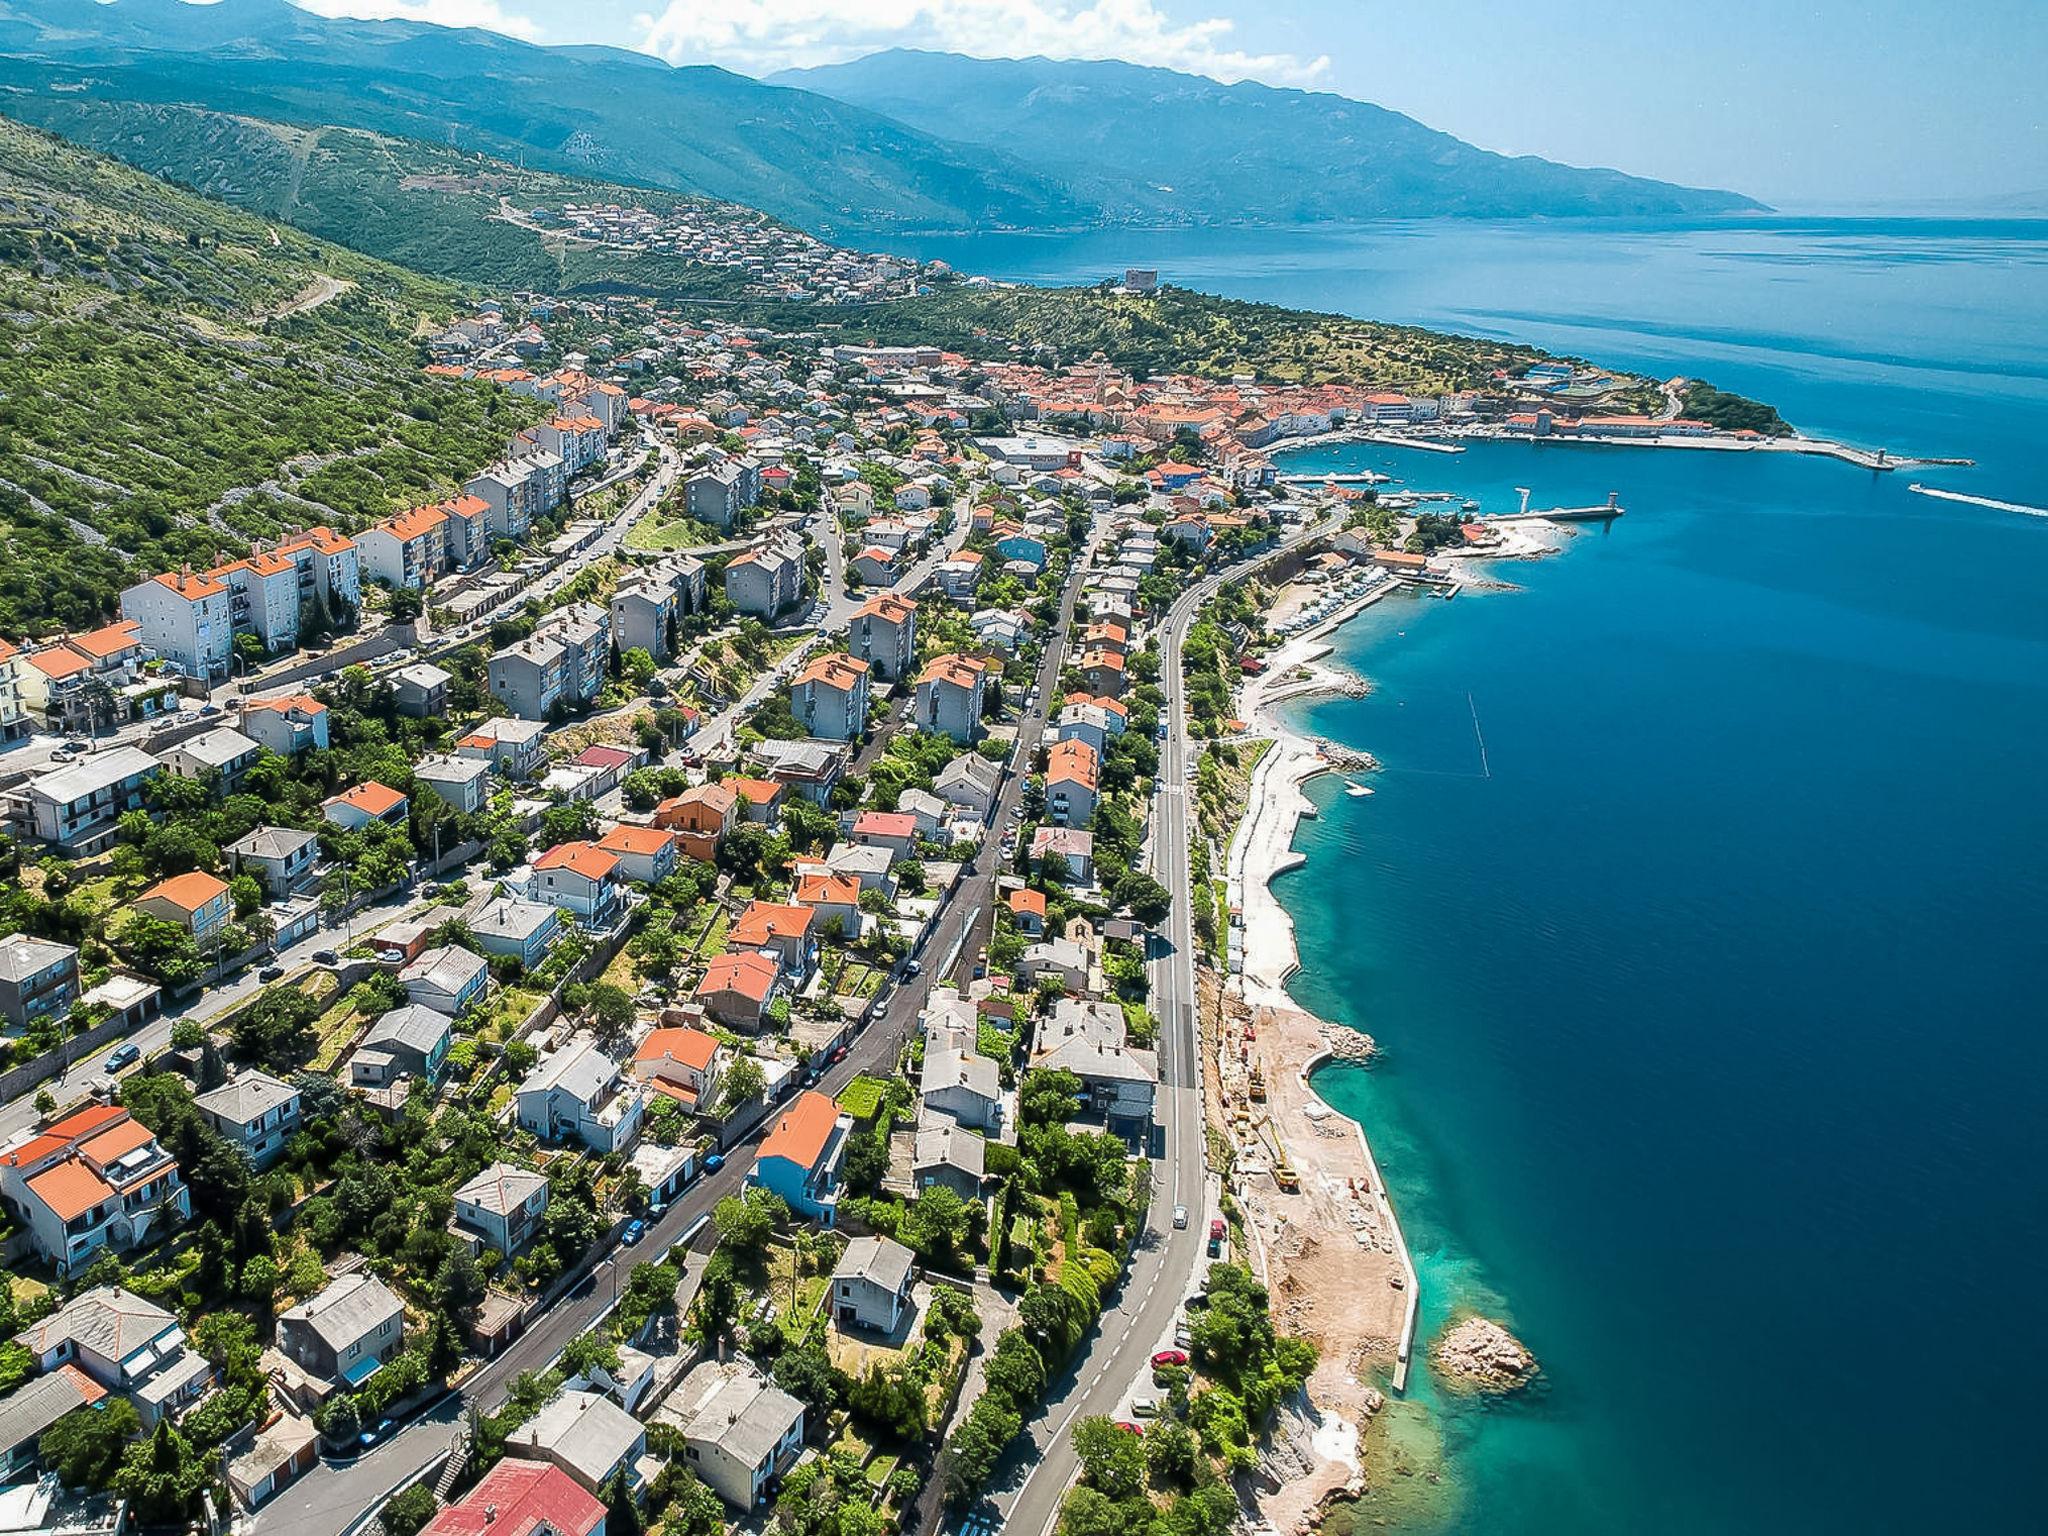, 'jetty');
1908,483,2048,519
